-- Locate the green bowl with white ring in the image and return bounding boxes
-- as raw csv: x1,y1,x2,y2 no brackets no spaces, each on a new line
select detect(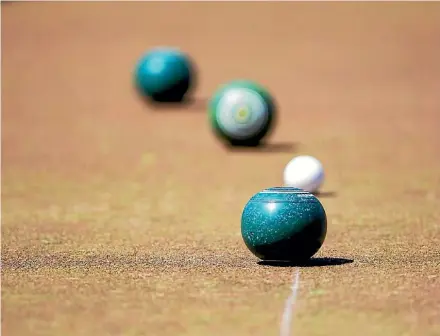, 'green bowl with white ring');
208,80,276,146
